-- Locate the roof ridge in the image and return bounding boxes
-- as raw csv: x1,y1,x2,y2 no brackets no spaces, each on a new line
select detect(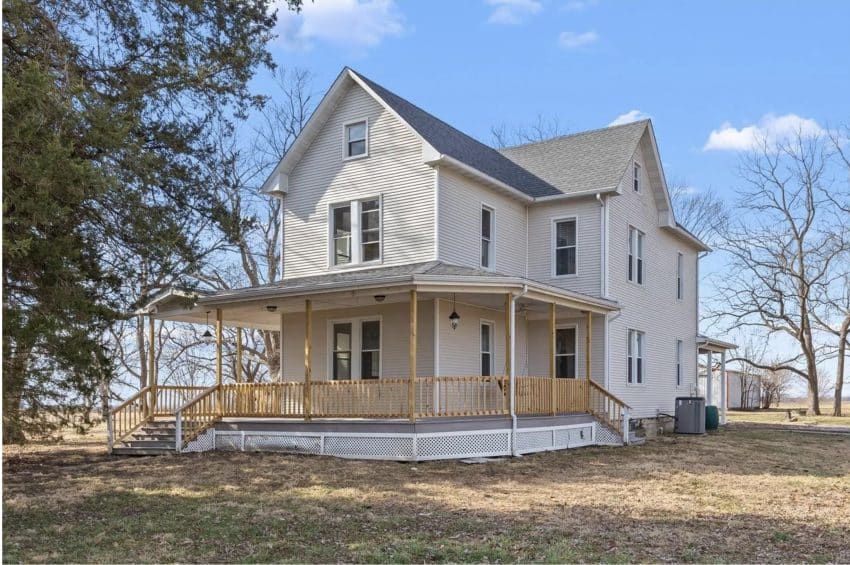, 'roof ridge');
498,119,650,152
